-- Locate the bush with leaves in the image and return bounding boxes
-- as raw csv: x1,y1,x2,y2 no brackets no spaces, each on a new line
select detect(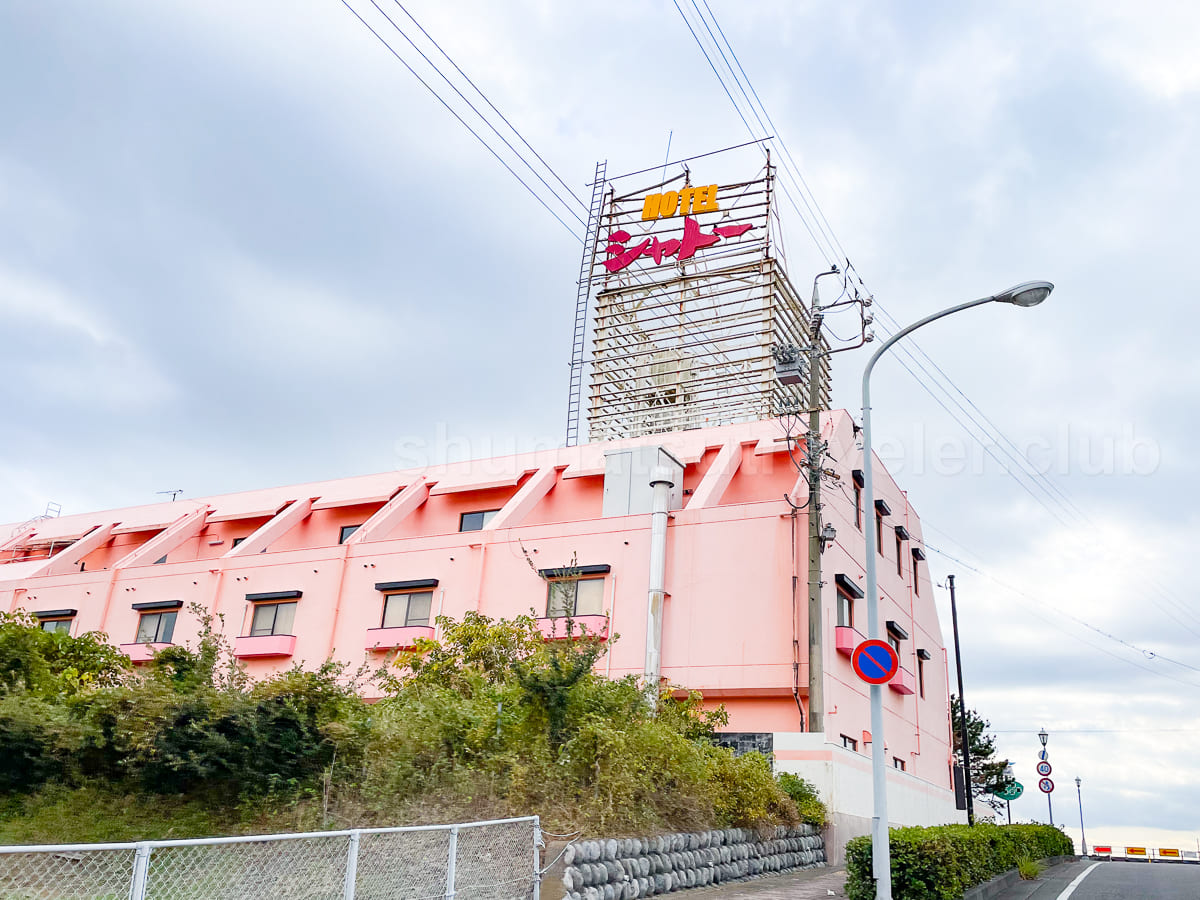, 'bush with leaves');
777,772,828,826
845,823,1073,900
